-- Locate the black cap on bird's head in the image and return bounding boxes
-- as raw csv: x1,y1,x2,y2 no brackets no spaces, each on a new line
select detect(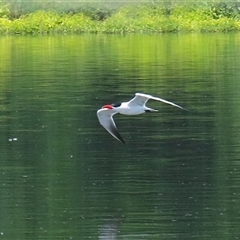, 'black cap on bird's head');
111,103,122,108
